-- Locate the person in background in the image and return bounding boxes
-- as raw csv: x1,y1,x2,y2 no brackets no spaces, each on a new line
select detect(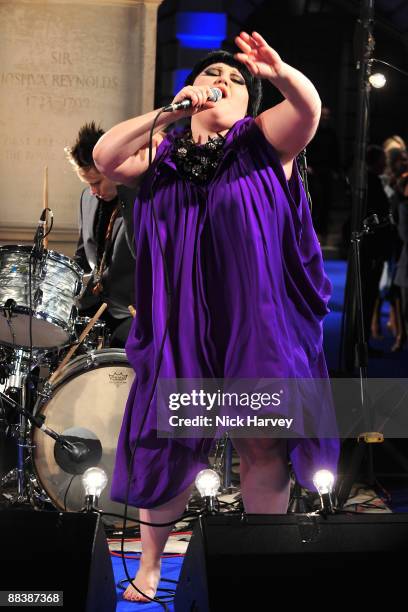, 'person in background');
383,135,406,157
393,169,408,344
65,122,137,348
361,145,395,352
370,139,408,350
